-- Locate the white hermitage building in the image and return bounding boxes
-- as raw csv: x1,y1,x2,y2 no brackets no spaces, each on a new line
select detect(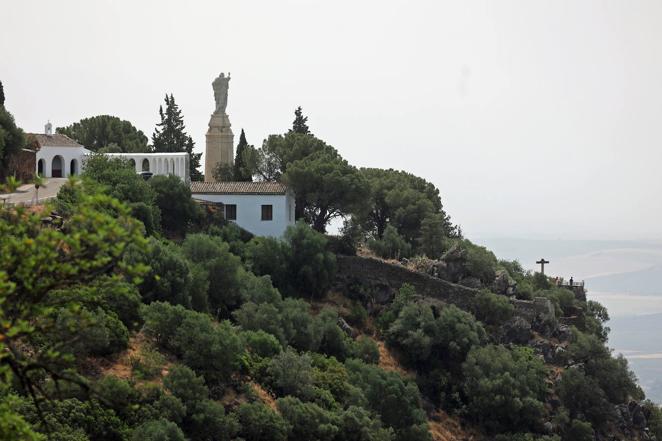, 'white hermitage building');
30,122,189,181
191,181,296,237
